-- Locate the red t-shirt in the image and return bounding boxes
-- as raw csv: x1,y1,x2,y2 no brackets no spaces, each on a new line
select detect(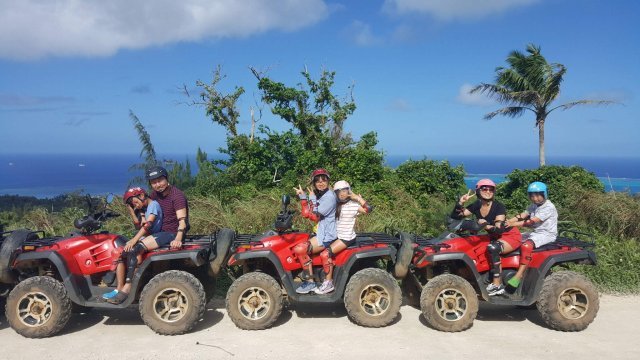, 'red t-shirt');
150,186,189,233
